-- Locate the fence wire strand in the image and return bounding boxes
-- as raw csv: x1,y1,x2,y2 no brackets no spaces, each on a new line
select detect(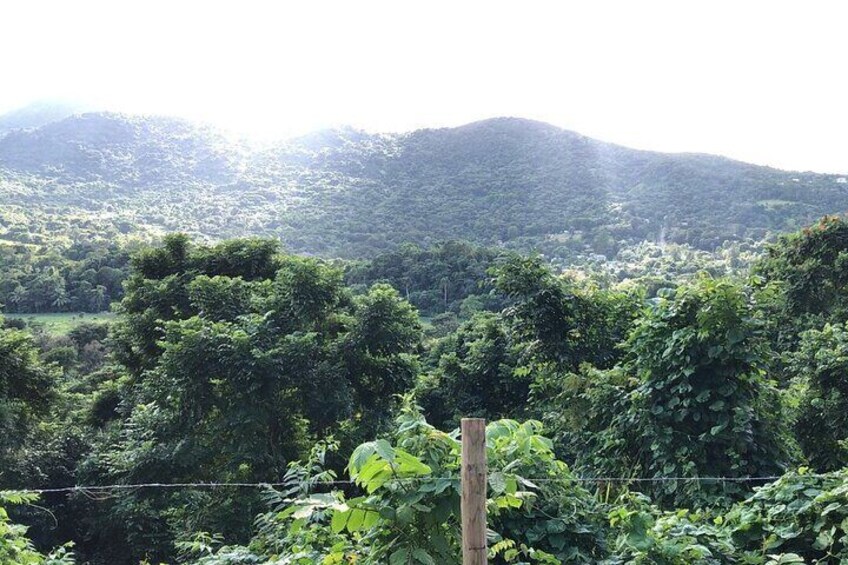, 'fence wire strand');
4,474,831,495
